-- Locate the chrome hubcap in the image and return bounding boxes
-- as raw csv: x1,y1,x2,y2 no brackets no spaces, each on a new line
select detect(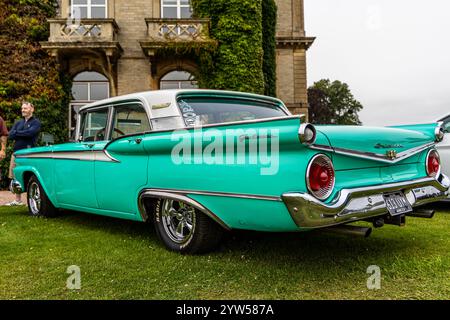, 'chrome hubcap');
28,182,41,215
161,199,195,244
